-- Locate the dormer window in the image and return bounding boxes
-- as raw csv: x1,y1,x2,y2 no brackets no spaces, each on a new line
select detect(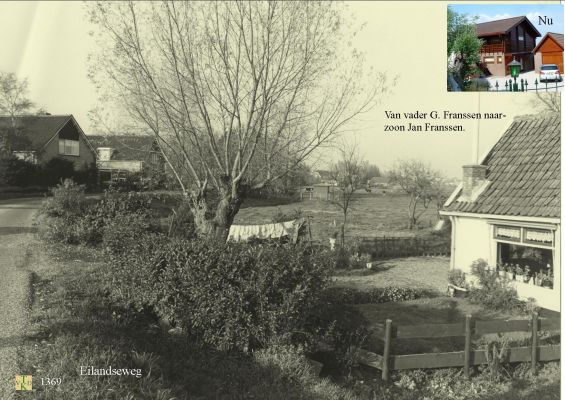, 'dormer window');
97,147,114,161
59,139,79,156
